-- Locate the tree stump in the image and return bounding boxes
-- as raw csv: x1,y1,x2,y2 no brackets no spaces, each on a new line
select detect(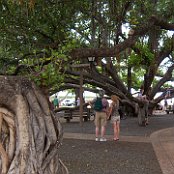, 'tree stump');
0,76,68,174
